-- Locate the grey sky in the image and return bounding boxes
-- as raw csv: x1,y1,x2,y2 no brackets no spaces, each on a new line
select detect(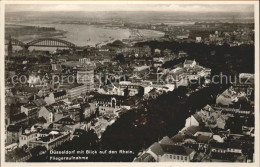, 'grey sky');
5,4,254,13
